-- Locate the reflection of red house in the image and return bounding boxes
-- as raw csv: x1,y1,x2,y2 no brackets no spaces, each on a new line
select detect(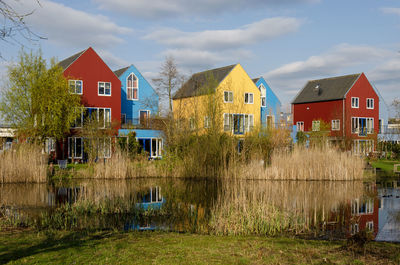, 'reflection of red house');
292,73,379,154
349,195,379,239
57,47,121,160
